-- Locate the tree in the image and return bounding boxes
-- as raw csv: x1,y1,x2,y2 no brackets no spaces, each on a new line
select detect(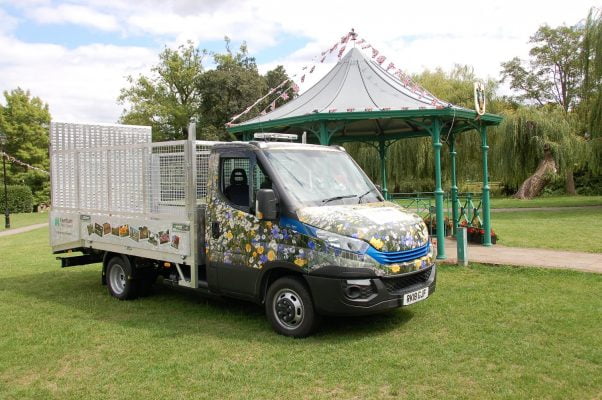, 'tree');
119,38,293,141
347,65,509,193
197,39,268,139
501,23,586,195
0,88,51,205
490,107,583,199
582,8,602,138
501,24,584,112
118,42,206,141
